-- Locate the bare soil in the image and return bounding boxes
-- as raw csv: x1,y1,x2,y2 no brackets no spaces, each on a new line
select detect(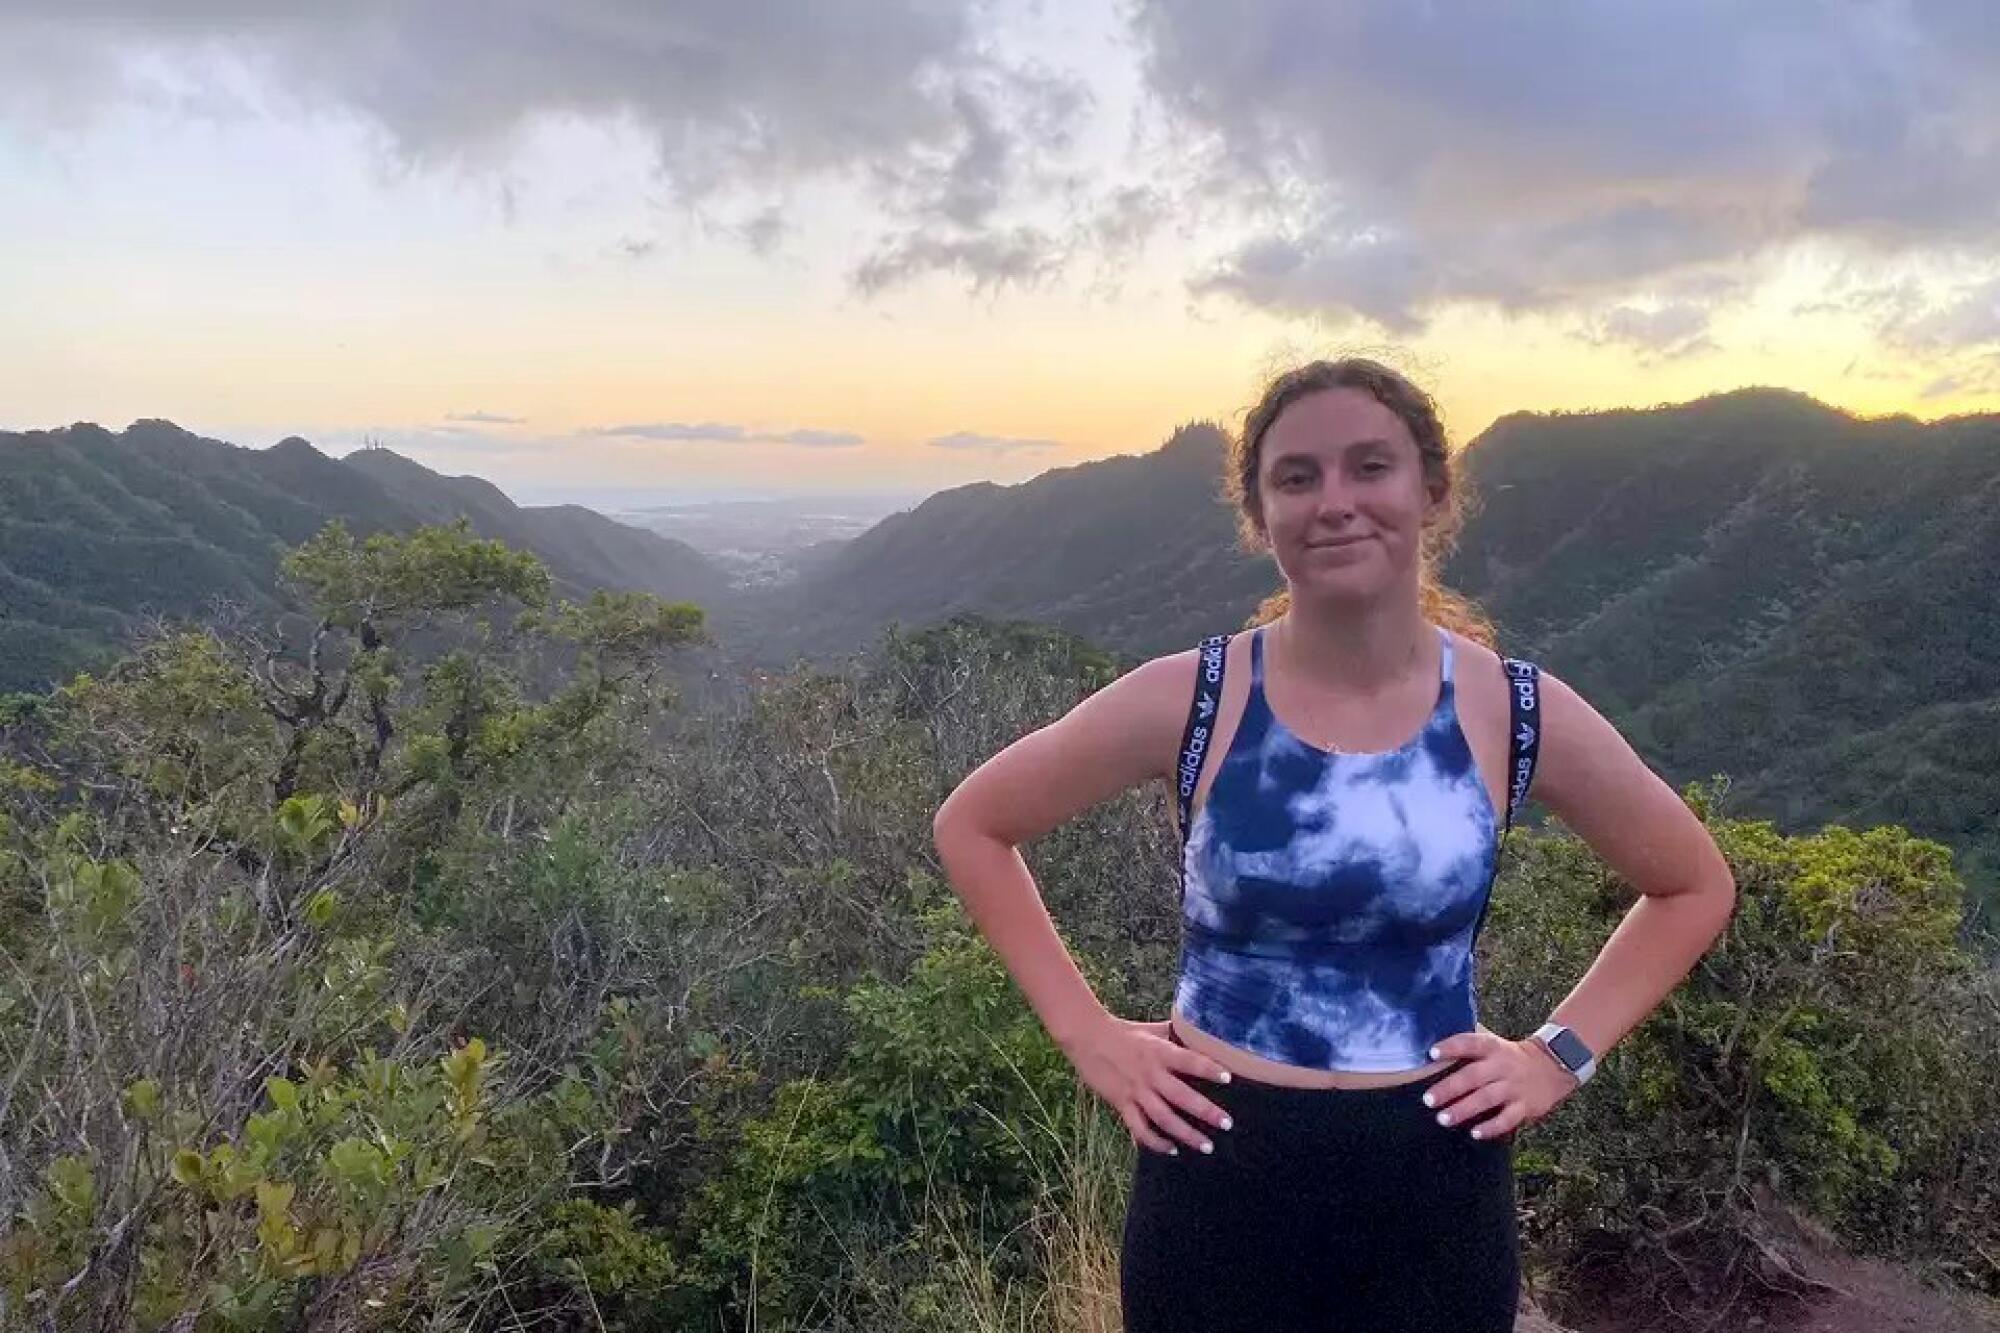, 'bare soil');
1522,1247,2000,1333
